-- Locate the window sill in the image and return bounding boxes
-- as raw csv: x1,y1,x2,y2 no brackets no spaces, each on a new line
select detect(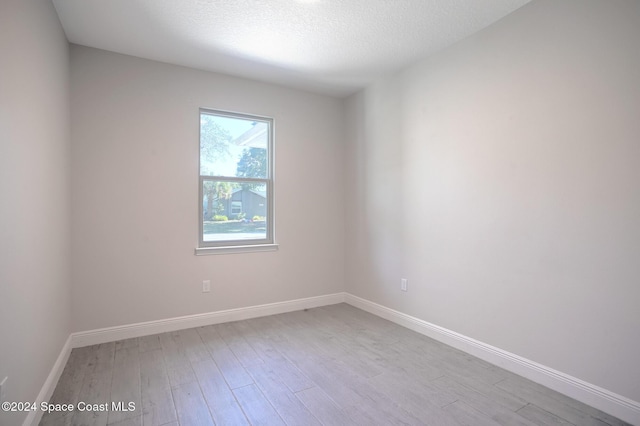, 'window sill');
195,243,279,256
